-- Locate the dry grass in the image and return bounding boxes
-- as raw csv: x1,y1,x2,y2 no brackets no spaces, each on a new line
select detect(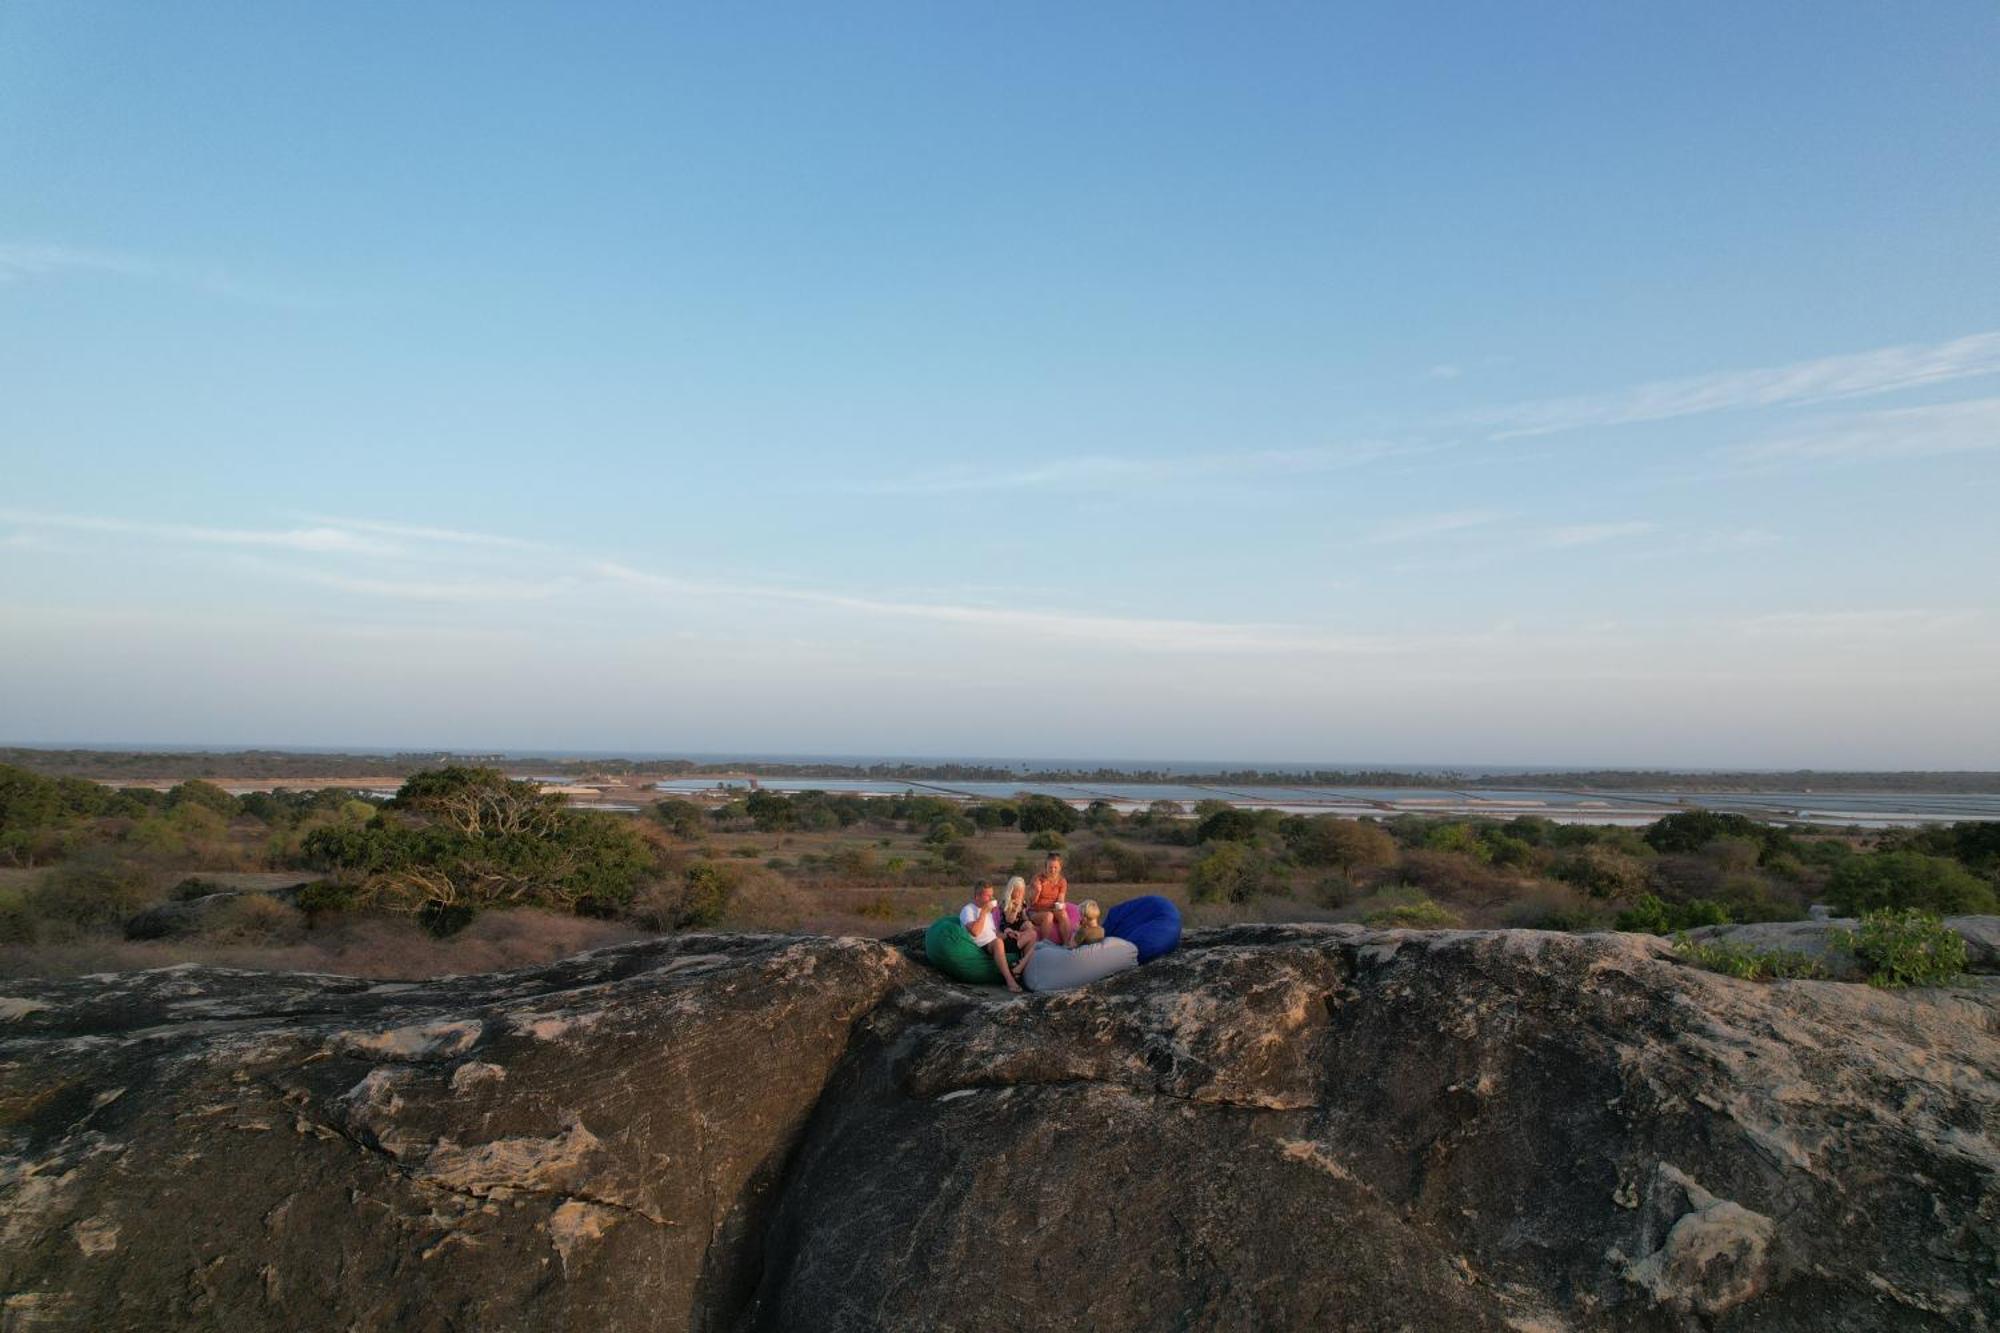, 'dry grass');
0,909,645,981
